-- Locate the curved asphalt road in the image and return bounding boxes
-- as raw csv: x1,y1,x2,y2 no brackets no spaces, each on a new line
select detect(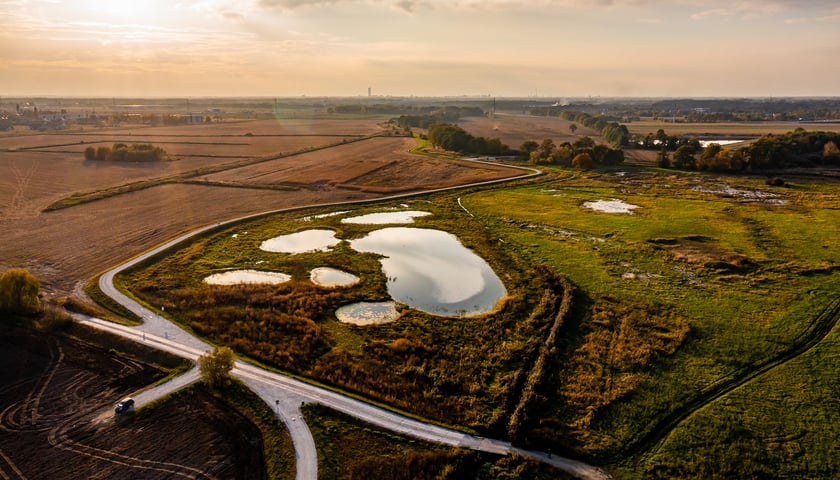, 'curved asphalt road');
76,159,611,480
